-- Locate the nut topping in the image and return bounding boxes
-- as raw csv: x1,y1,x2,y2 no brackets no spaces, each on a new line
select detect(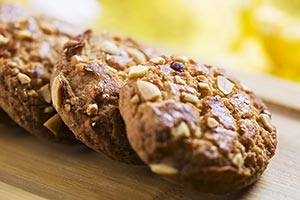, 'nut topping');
194,127,203,138
199,82,209,90
51,76,62,110
102,41,121,55
150,57,166,65
105,65,118,73
0,34,9,46
64,104,71,112
8,61,18,68
207,117,219,128
172,121,191,137
86,104,98,116
43,114,63,136
217,76,235,95
16,30,33,40
17,73,31,85
71,55,84,65
260,114,275,132
27,90,38,97
150,164,178,175
181,92,199,104
40,23,55,34
232,153,244,167
39,84,51,104
137,80,161,101
174,75,186,85
130,94,140,104
129,65,148,78
126,48,146,63
174,55,188,63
